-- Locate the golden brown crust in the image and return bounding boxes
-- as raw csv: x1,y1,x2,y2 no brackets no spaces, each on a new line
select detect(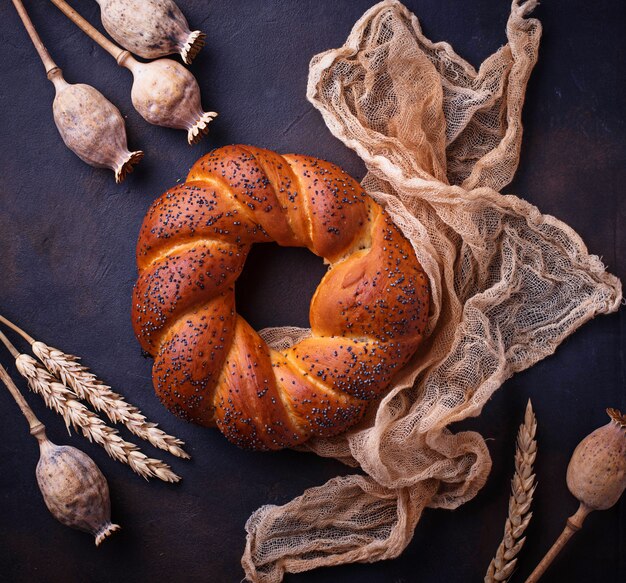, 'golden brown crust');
309,209,429,342
281,154,370,261
132,145,430,450
133,241,248,352
151,292,236,427
272,355,366,439
213,318,305,449
286,336,422,402
187,145,296,246
136,181,263,270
